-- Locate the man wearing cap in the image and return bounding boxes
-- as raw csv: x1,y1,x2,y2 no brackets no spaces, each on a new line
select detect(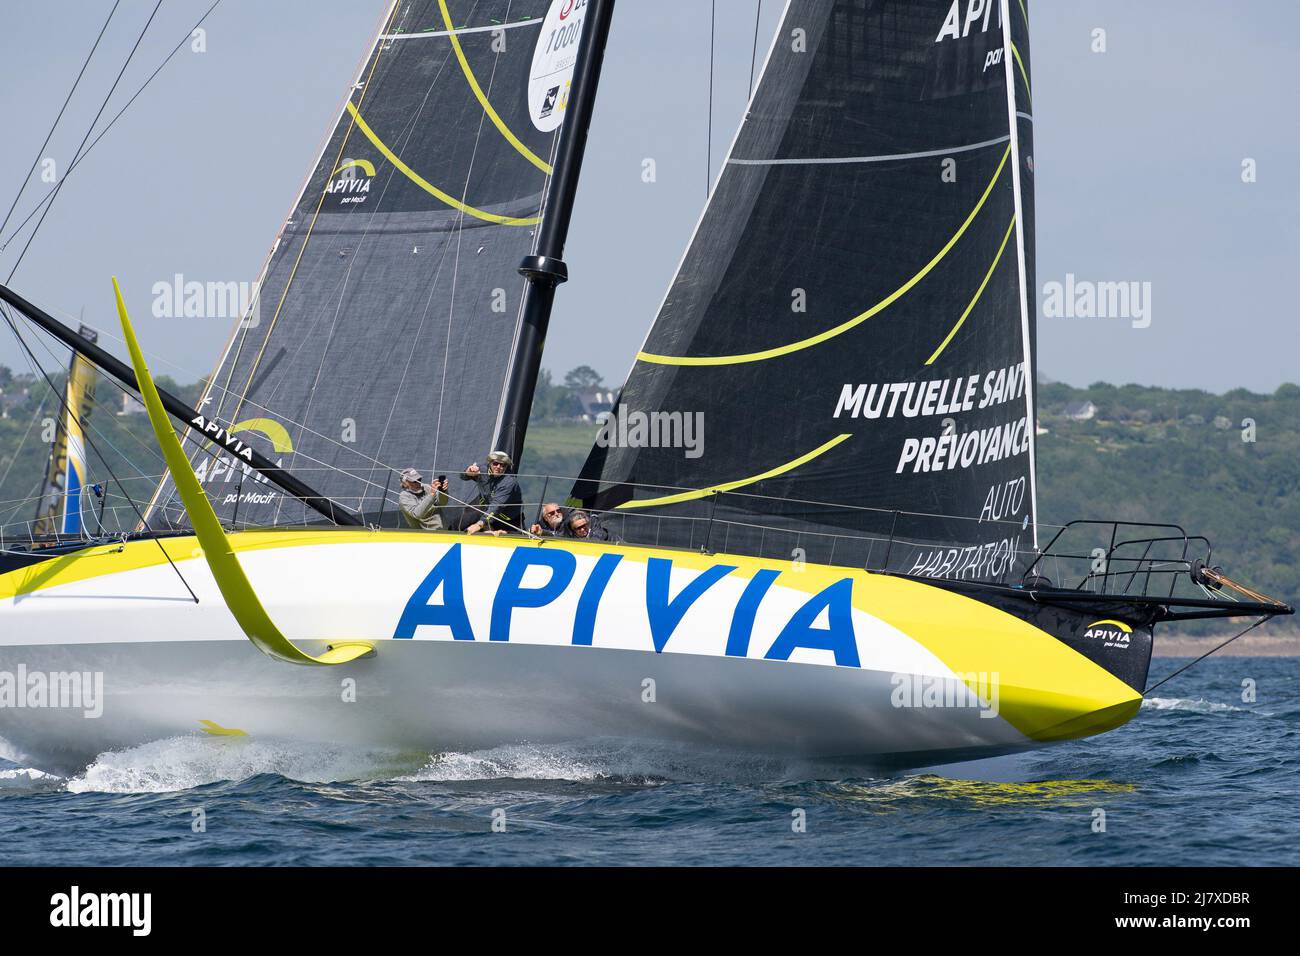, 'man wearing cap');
460,451,524,535
397,468,449,531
